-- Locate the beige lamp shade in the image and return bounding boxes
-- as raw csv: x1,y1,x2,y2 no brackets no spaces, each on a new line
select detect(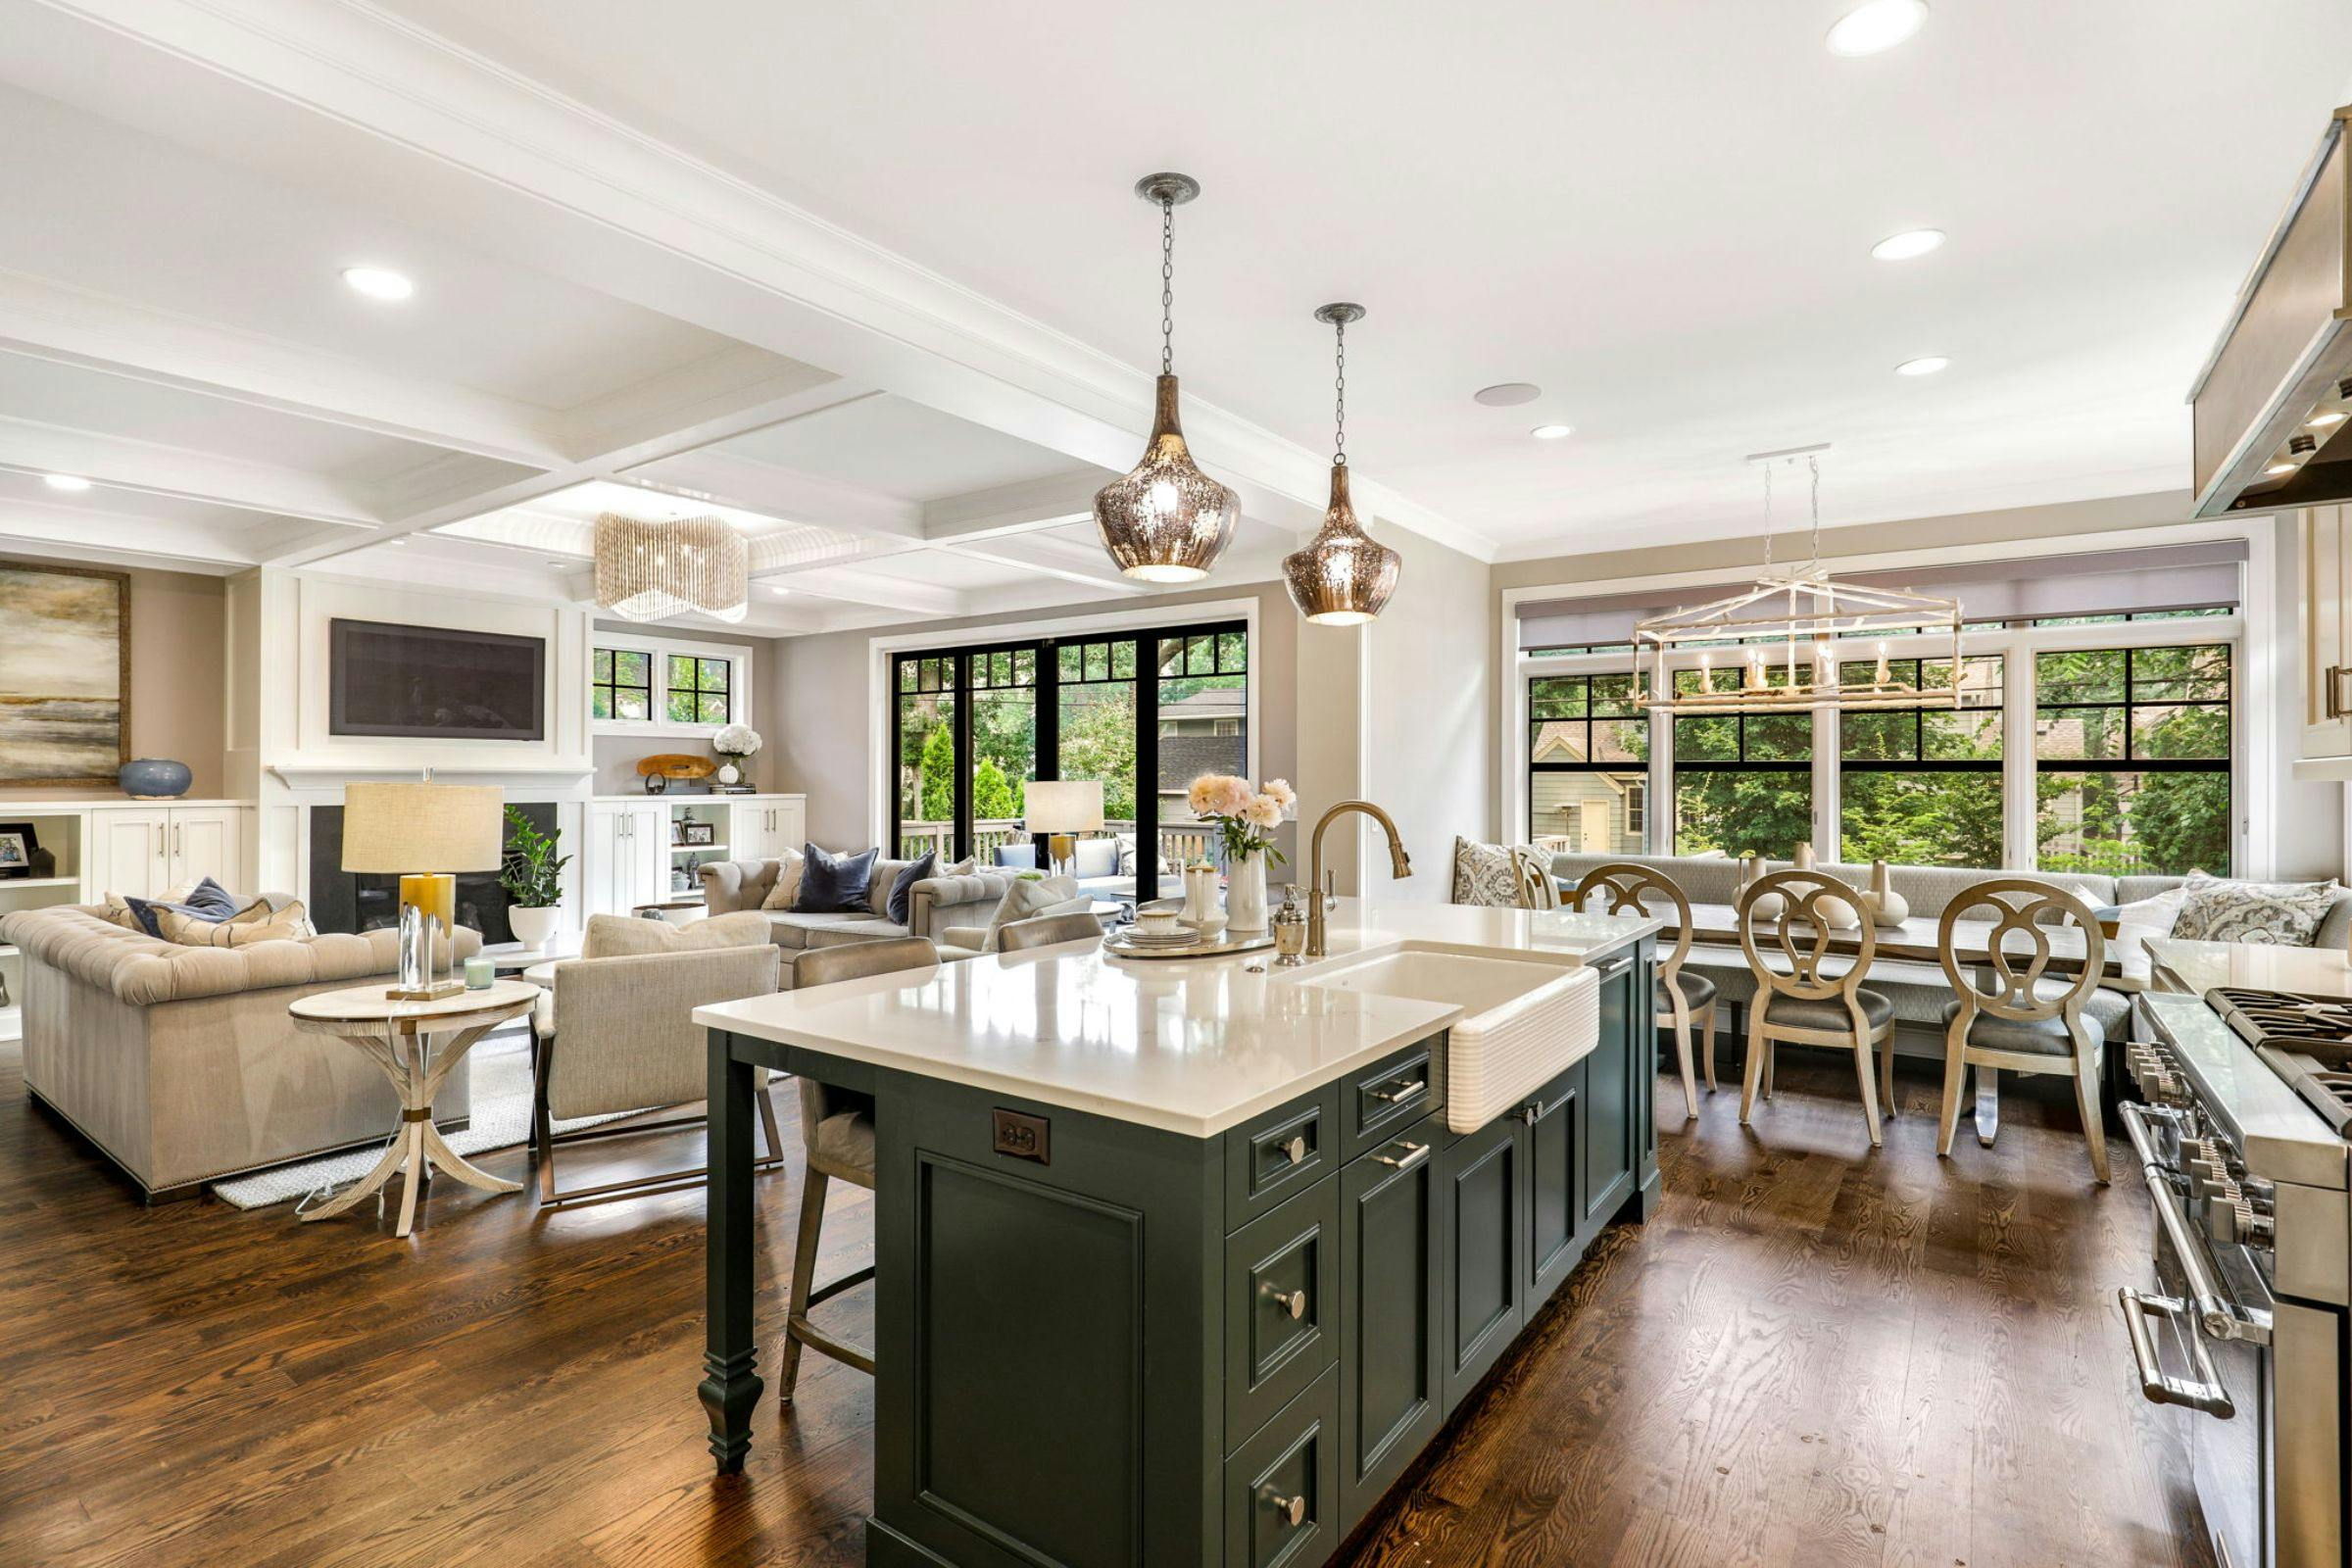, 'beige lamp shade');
341,783,505,873
1023,779,1104,834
